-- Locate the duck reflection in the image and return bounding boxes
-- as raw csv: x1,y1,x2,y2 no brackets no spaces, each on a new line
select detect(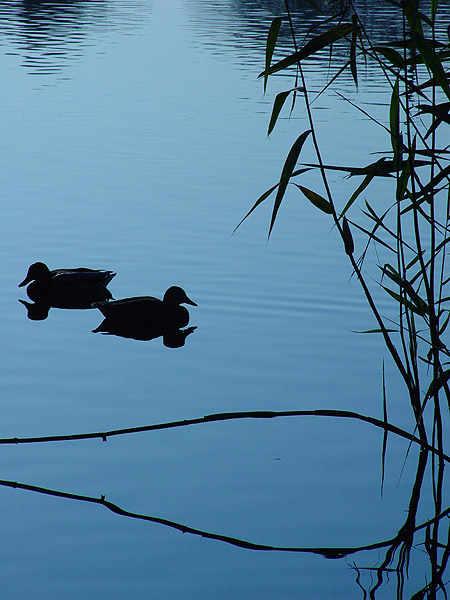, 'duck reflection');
18,261,116,320
92,286,198,348
93,320,197,348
